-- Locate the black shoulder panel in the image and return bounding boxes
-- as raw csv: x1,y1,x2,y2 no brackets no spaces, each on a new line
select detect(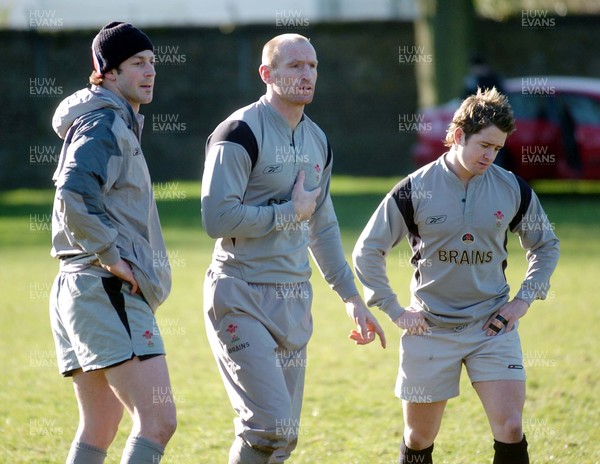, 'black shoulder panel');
325,138,333,169
509,175,533,232
206,120,259,170
391,177,418,236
